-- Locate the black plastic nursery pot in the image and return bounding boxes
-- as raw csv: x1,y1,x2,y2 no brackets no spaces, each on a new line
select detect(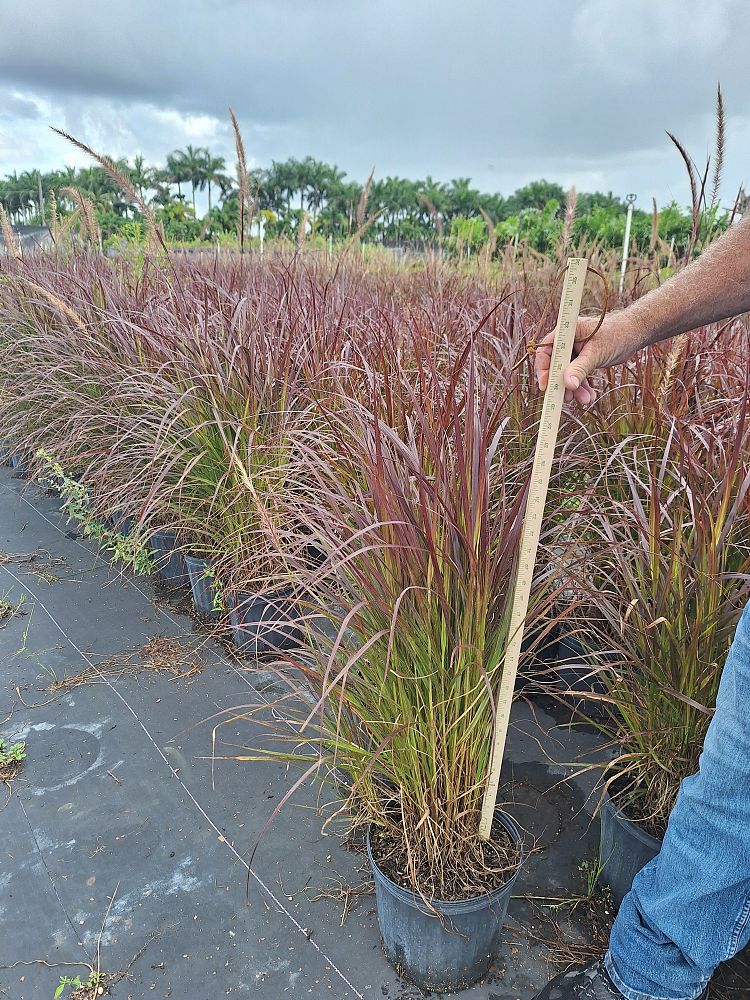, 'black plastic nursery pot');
9,452,30,478
184,555,219,616
599,790,662,906
554,634,608,719
110,510,135,537
148,529,190,589
0,443,11,465
517,624,609,723
228,589,302,655
367,810,523,993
